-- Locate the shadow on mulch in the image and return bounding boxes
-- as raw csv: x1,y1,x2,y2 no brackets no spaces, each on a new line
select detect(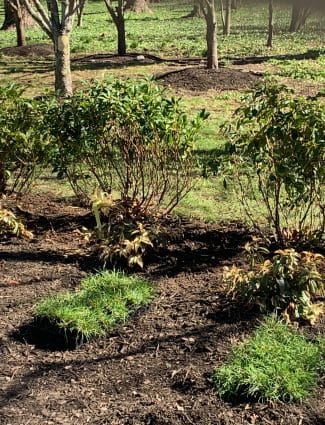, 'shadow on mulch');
147,221,252,276
11,317,85,351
